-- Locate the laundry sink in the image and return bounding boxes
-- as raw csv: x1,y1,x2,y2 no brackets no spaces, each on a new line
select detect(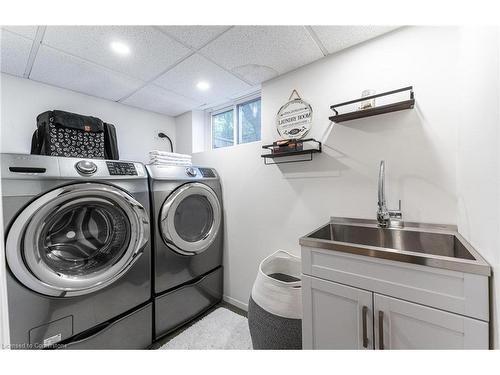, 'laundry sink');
299,217,490,275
